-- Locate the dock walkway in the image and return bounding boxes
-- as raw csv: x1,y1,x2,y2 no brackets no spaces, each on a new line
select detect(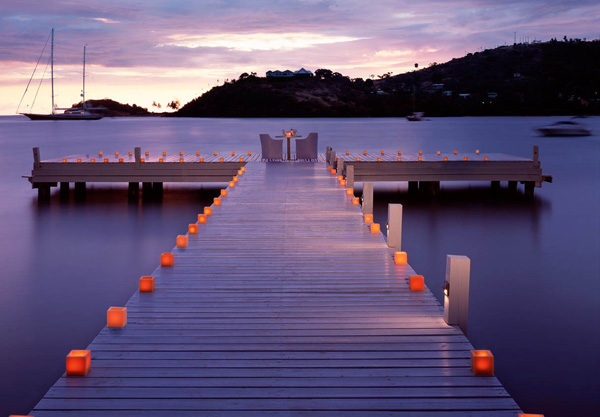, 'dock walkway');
30,162,521,416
